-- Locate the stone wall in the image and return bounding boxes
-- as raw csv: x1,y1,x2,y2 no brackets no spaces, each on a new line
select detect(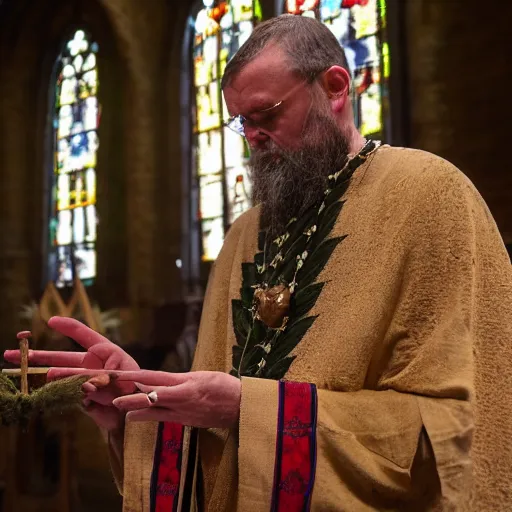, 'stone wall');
406,0,512,242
